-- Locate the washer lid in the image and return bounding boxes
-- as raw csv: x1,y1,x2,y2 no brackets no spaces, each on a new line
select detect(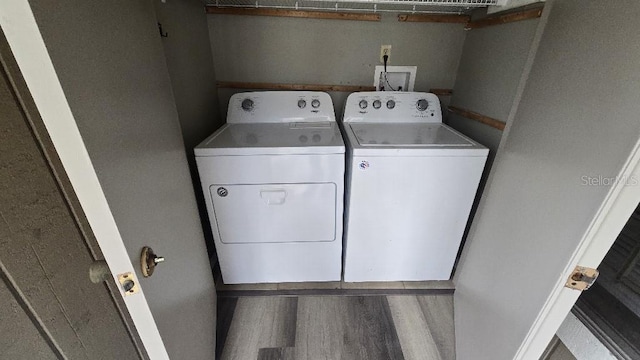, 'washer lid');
350,123,474,147
195,122,345,156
